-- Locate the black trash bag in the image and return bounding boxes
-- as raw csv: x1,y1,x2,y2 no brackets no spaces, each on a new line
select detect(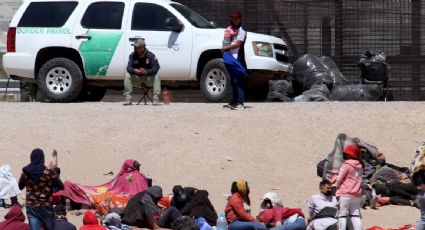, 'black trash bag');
358,51,388,82
330,84,383,101
320,56,350,85
302,84,330,101
266,80,292,102
293,54,333,91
